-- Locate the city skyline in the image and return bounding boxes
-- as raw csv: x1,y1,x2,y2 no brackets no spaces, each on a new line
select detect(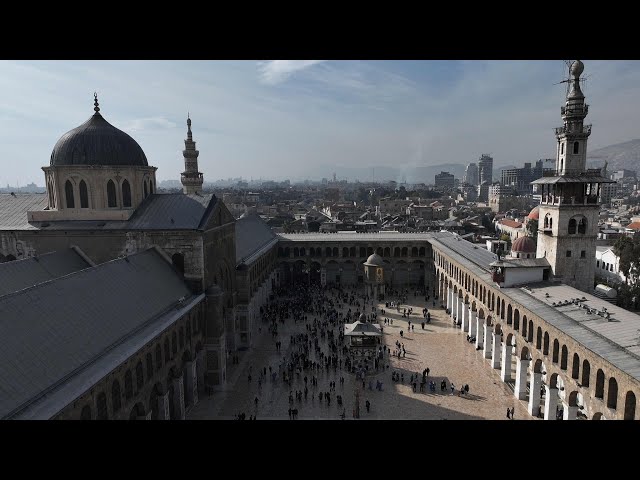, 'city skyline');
2,60,640,186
